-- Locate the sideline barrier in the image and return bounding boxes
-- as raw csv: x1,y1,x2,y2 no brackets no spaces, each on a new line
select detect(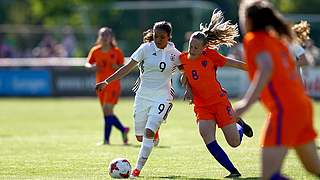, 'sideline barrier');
0,58,319,99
